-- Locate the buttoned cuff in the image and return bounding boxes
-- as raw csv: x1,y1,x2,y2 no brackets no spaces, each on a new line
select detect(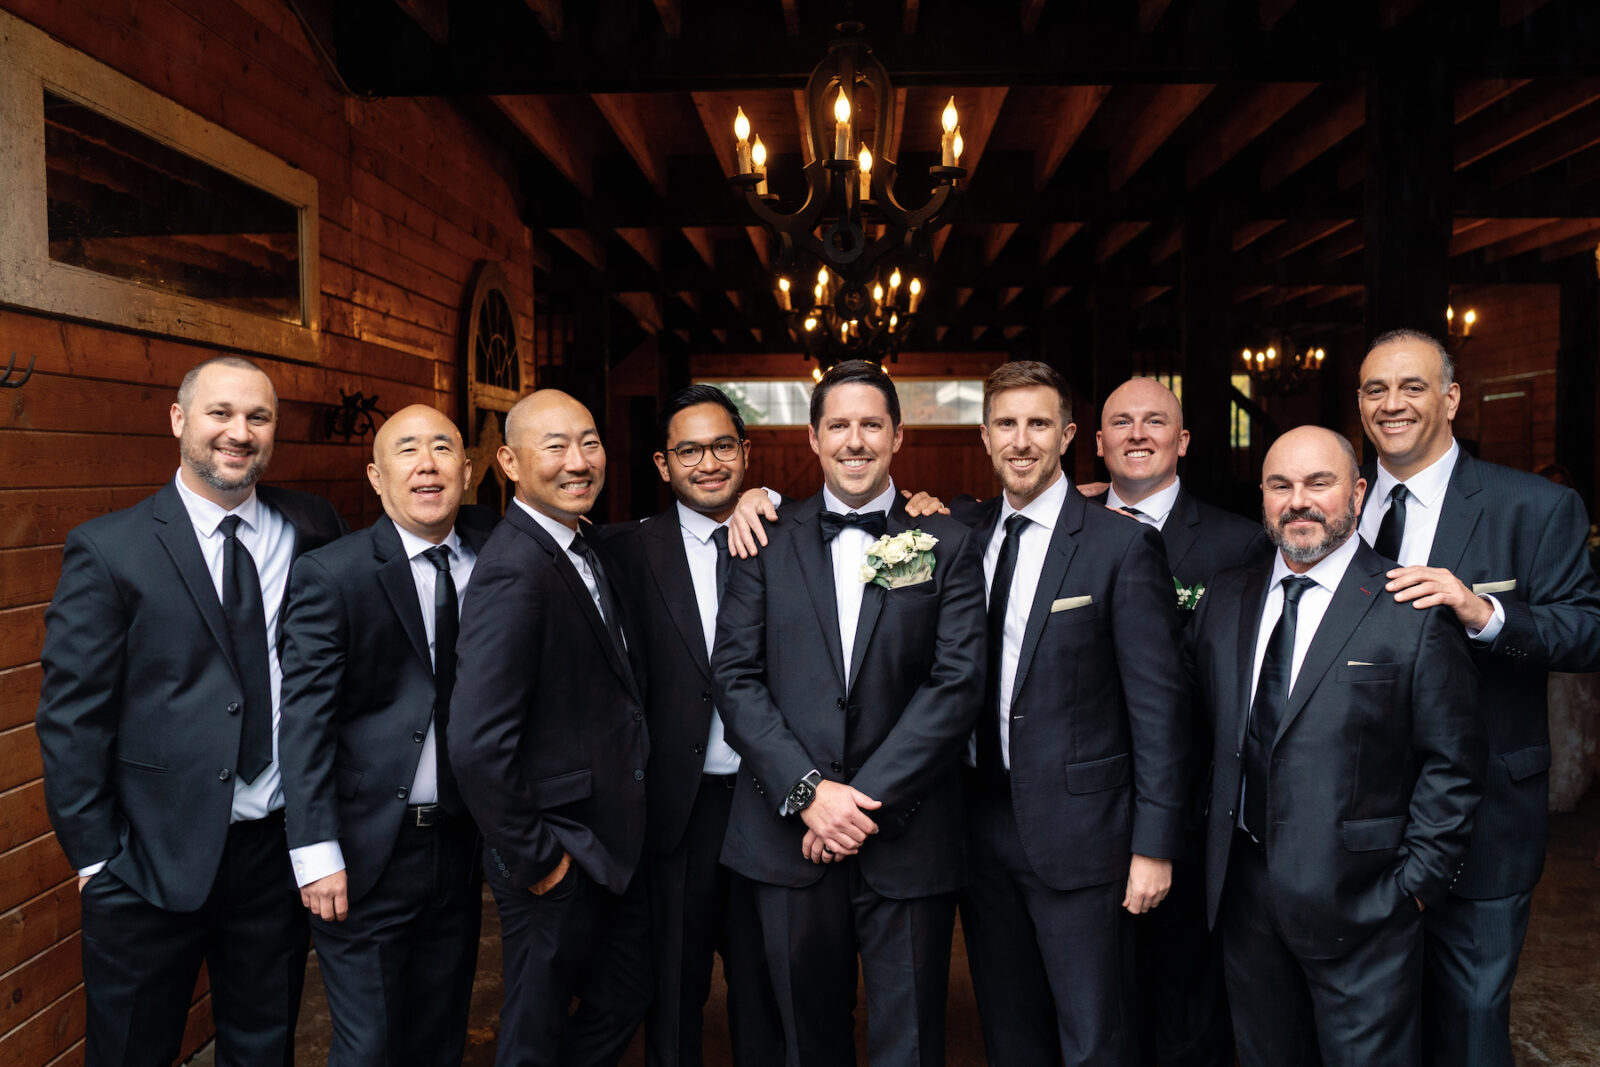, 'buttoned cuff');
289,840,345,888
1466,595,1506,644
